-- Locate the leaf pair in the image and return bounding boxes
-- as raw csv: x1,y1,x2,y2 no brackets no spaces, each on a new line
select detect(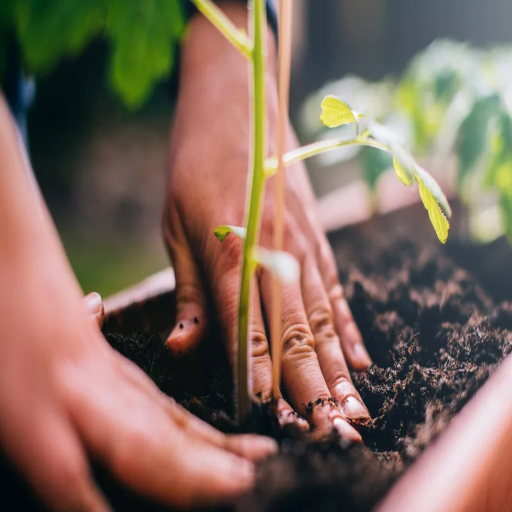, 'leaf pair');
320,95,452,244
